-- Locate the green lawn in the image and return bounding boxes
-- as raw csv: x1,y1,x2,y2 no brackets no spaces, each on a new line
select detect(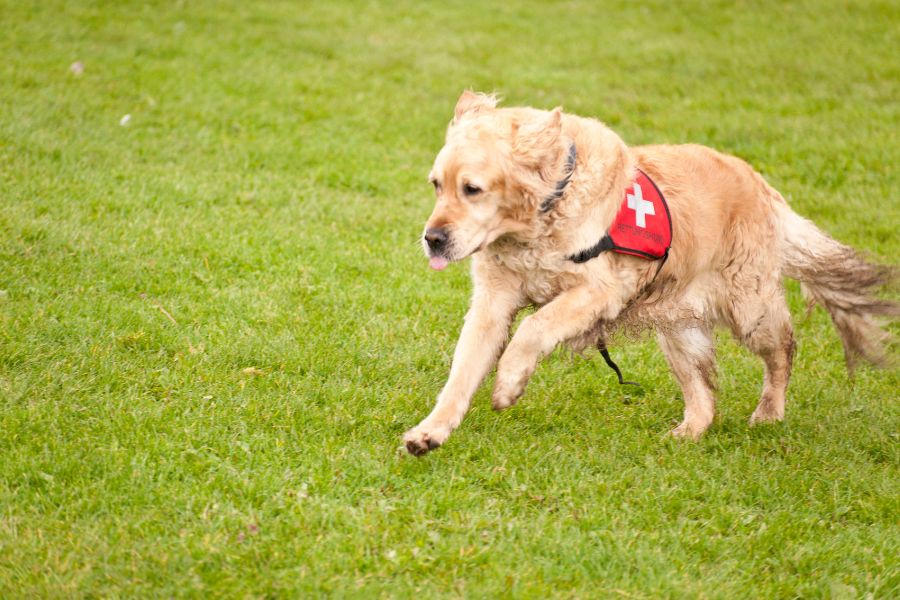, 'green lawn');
1,0,898,597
